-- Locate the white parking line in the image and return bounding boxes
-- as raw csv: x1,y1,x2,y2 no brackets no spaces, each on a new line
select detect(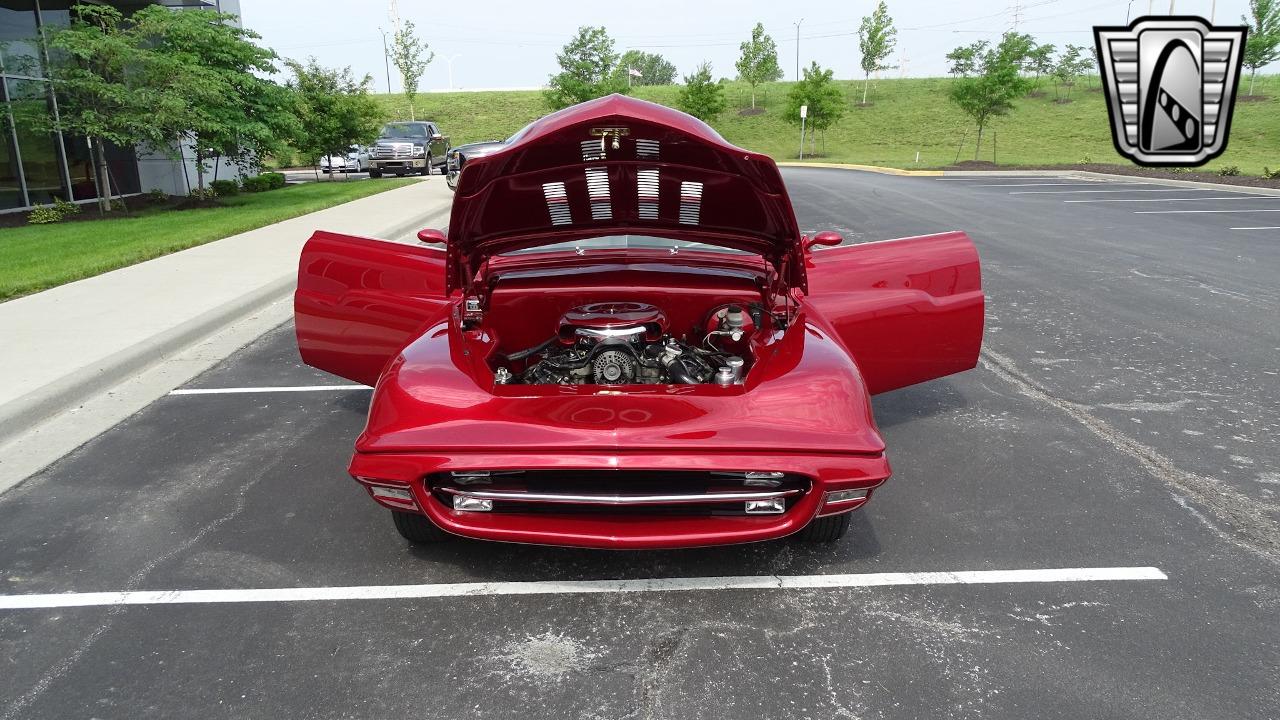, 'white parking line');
1135,208,1280,214
169,385,368,395
1009,188,1241,195
0,567,1168,609
966,182,1143,188
1065,196,1280,204
1230,226,1280,230
932,176,1058,179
